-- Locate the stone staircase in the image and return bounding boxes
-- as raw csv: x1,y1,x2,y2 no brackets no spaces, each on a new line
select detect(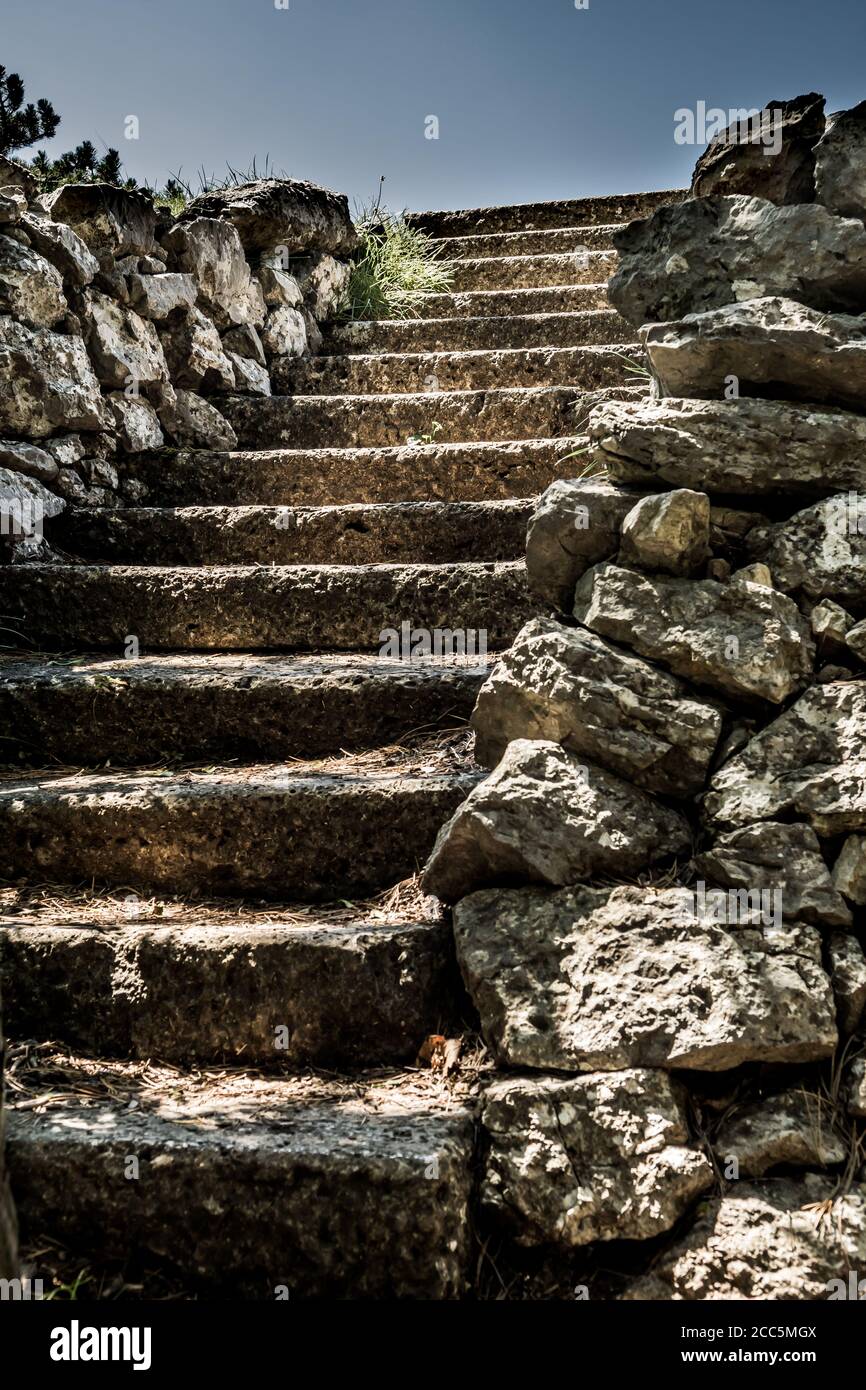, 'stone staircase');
0,187,679,1299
